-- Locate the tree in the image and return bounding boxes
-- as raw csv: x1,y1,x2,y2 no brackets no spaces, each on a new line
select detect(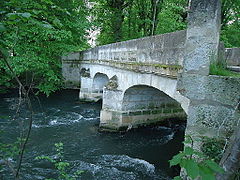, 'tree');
220,0,240,47
90,0,129,44
92,0,187,45
0,0,90,95
0,1,89,177
216,127,240,180
155,0,187,34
